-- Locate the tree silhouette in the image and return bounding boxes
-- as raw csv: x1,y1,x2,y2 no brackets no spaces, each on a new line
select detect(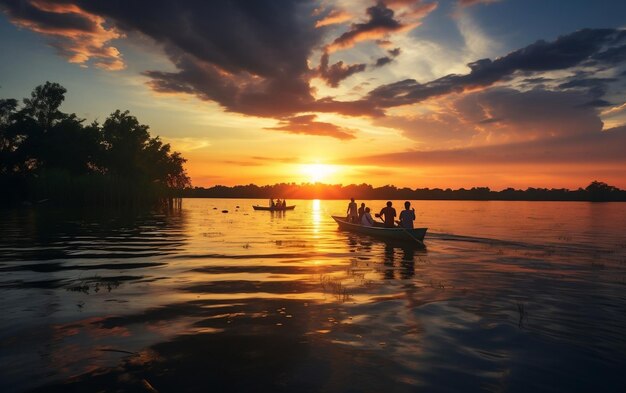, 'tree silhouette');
182,181,625,201
0,82,190,205
585,180,619,202
22,82,67,129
